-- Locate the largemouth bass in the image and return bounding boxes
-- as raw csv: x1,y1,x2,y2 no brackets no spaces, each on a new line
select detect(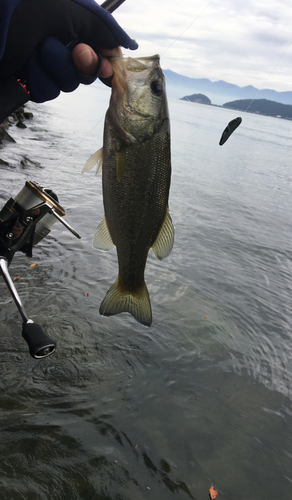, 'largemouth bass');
83,55,174,326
